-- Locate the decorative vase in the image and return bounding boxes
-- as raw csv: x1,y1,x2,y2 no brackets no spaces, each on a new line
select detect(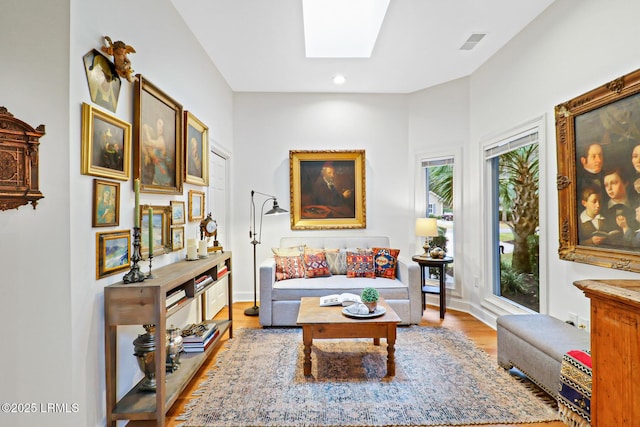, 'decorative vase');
133,324,157,391
166,325,183,373
430,247,445,259
363,301,378,313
